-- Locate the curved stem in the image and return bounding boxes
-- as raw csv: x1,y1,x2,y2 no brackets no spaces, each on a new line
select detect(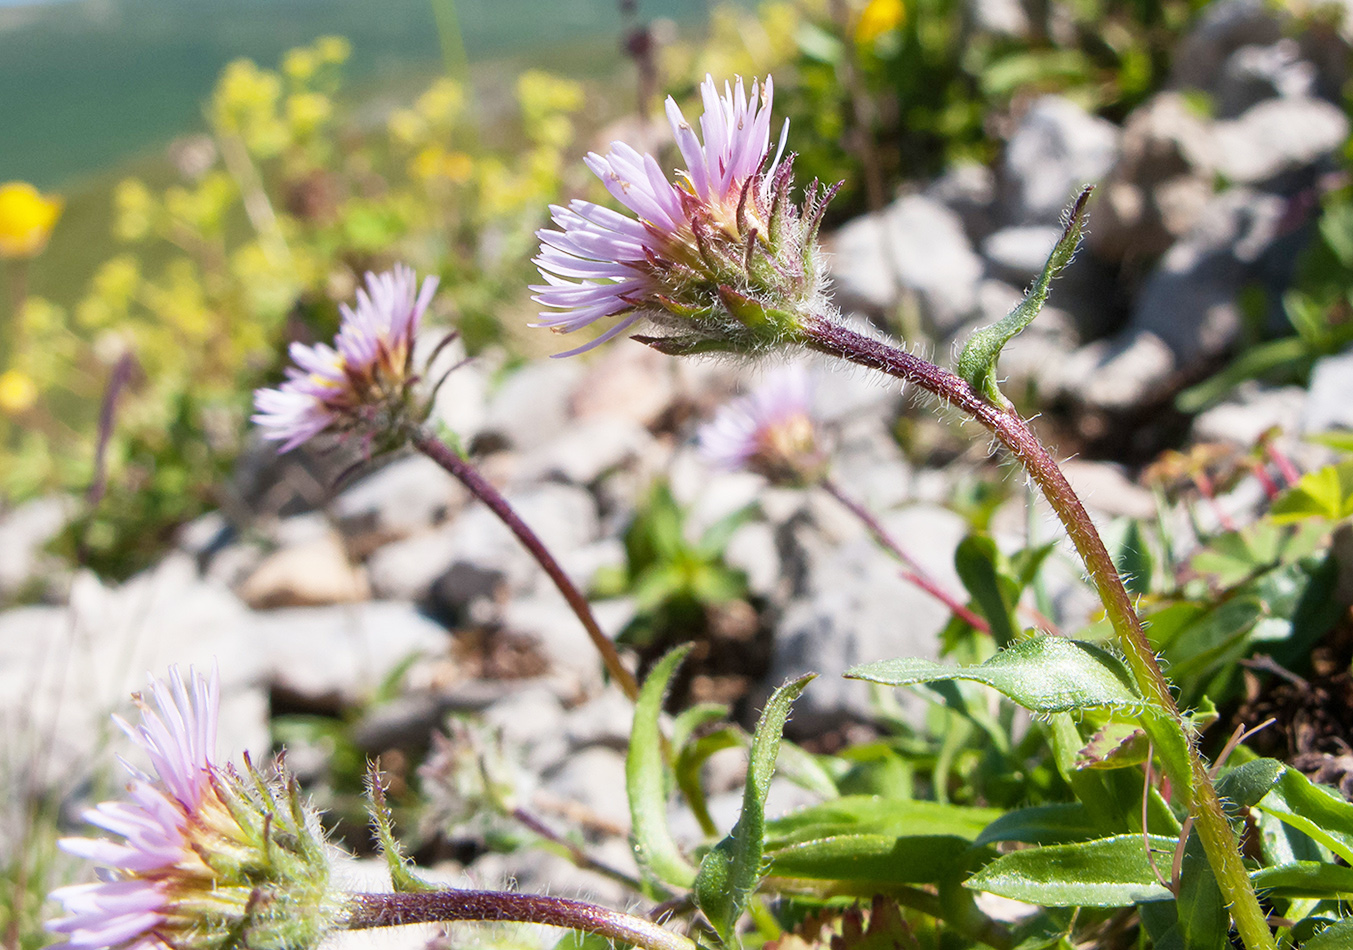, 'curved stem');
820,477,990,633
345,890,696,950
413,428,640,701
798,316,1277,950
